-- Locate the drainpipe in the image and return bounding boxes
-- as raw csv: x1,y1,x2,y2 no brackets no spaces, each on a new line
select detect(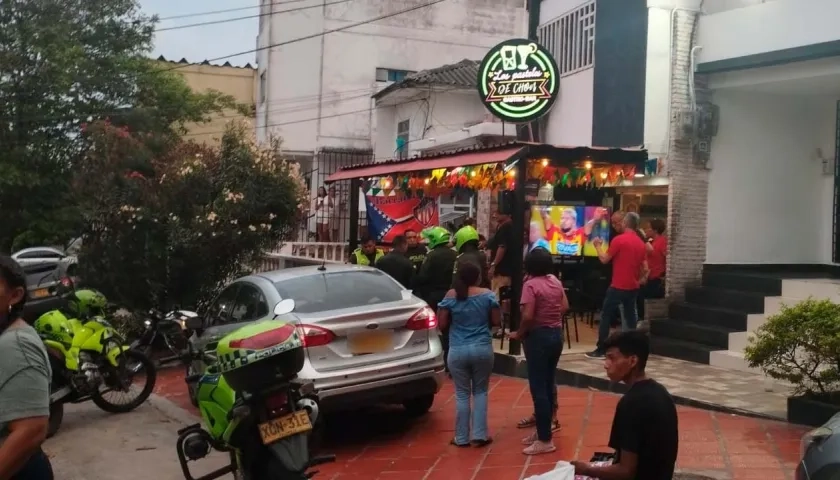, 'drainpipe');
315,0,327,149
662,2,703,159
